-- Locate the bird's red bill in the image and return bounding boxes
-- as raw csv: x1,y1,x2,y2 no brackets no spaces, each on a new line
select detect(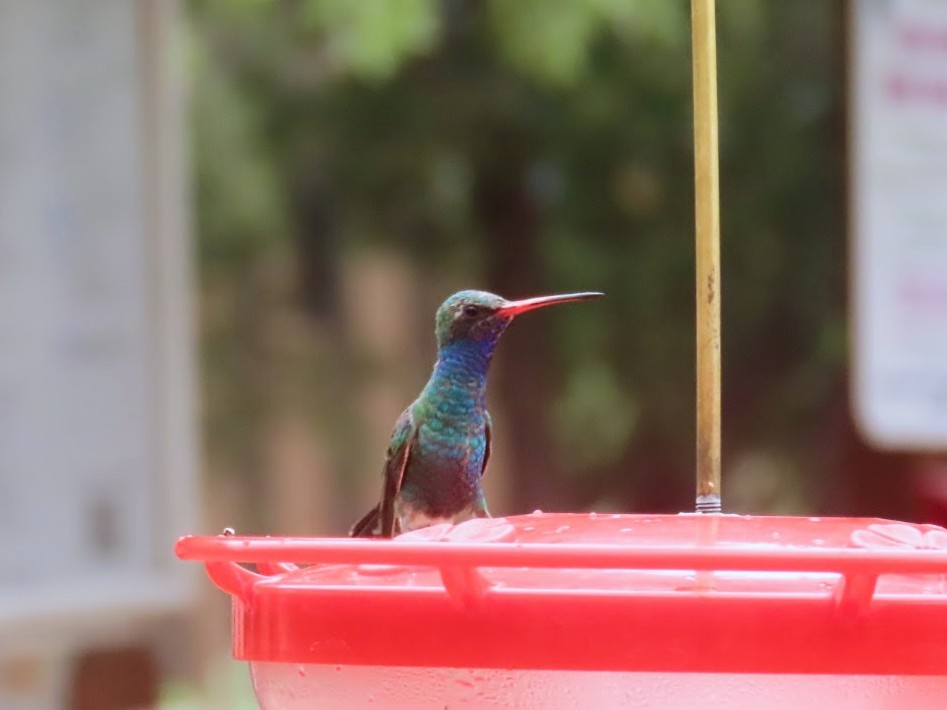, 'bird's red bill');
497,292,604,317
